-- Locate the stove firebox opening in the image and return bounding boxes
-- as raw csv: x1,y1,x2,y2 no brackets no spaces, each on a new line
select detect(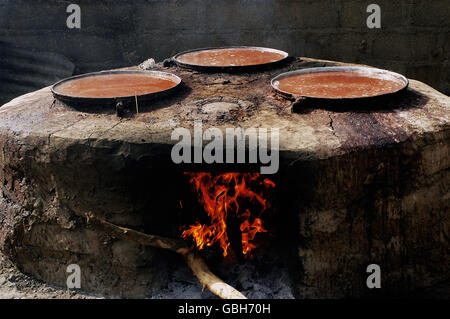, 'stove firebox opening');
141,169,297,298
